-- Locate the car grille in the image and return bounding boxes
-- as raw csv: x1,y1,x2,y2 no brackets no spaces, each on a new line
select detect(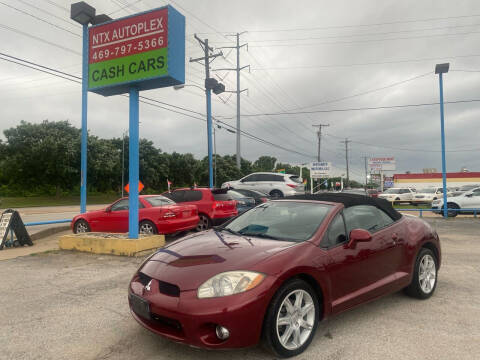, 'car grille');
151,313,183,332
138,272,180,297
158,280,180,297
